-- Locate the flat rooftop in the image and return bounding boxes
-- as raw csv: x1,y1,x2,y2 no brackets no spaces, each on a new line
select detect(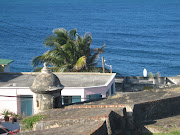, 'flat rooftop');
0,72,115,88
